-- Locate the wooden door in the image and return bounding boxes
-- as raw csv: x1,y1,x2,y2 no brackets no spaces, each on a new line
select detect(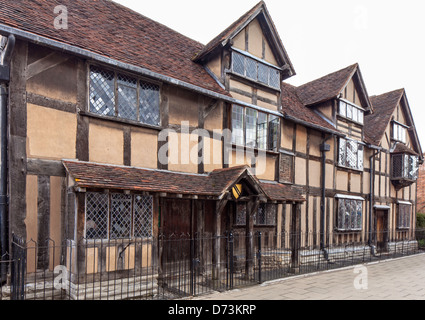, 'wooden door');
162,199,192,265
375,210,388,253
